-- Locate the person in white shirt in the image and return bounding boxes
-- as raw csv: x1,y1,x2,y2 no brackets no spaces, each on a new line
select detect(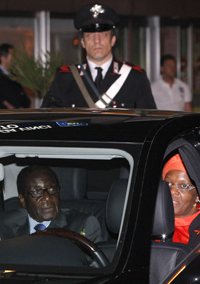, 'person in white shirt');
151,54,193,112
